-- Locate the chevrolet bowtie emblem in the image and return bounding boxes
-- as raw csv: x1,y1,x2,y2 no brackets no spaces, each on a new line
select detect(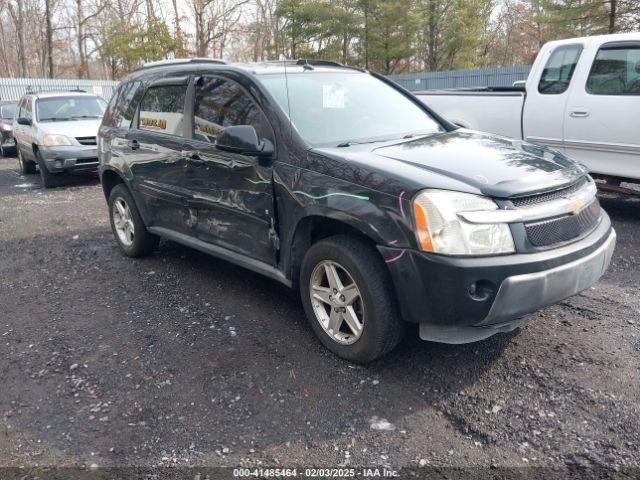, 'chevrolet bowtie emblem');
569,198,583,214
